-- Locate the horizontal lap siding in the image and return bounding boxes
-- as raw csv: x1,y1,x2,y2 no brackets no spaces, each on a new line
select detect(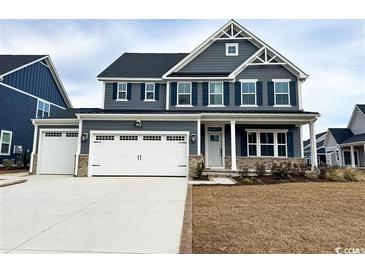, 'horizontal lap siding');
0,84,37,162
104,83,166,110
3,61,67,108
179,40,258,73
81,120,197,155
